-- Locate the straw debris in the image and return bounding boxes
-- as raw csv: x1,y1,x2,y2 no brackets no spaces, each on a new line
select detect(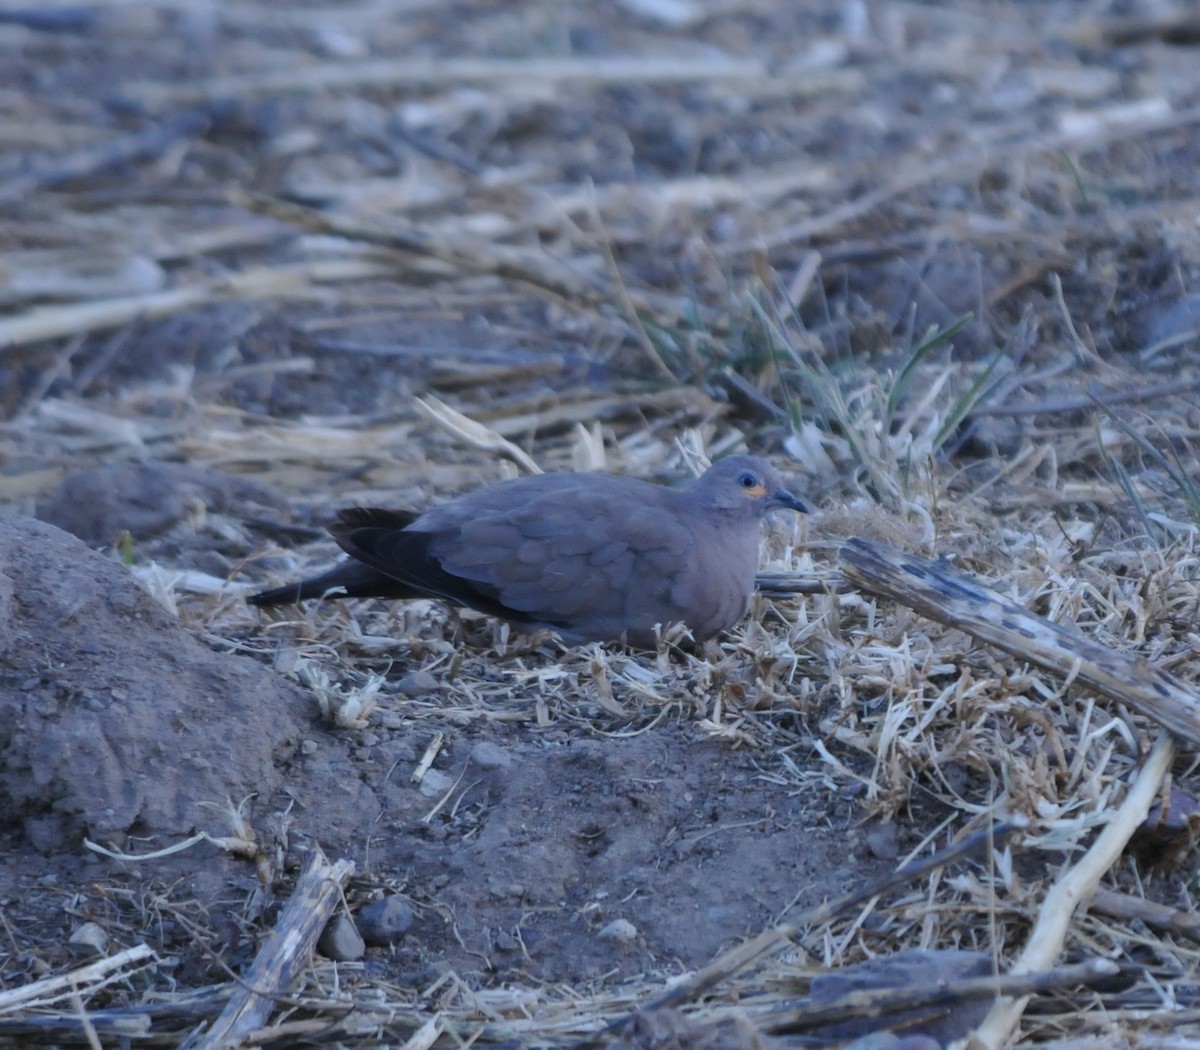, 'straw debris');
4,0,1200,1046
